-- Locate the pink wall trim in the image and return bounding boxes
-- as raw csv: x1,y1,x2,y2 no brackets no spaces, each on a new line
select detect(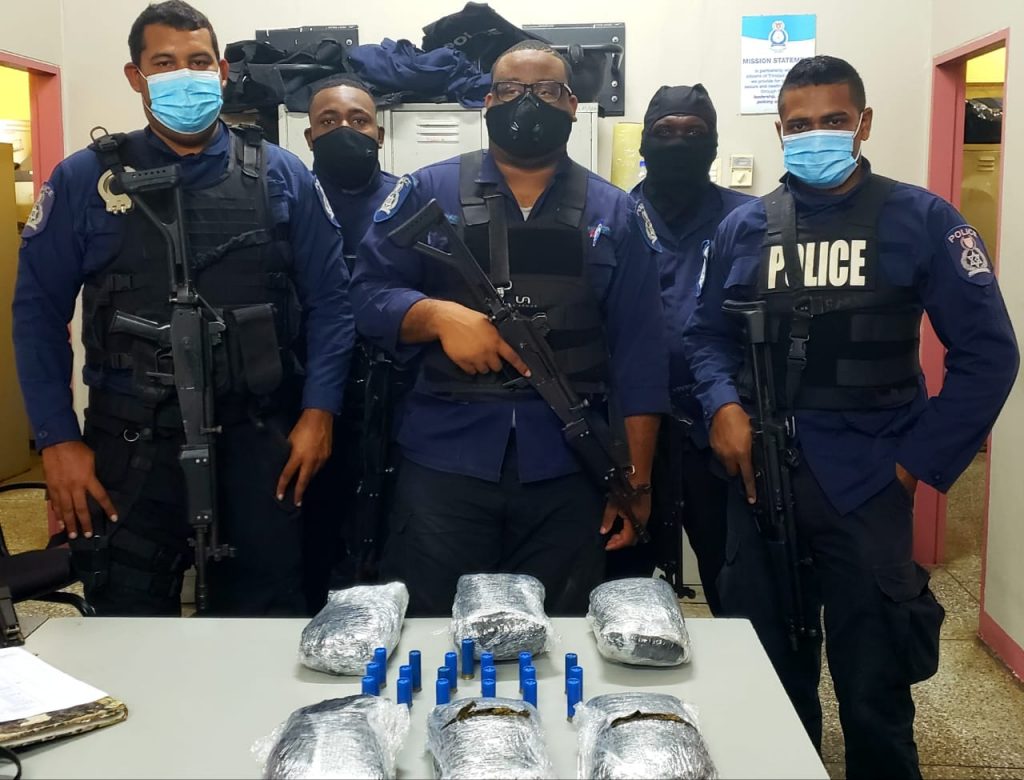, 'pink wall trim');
929,27,1021,675
918,29,1011,567
0,52,64,194
979,608,1024,683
